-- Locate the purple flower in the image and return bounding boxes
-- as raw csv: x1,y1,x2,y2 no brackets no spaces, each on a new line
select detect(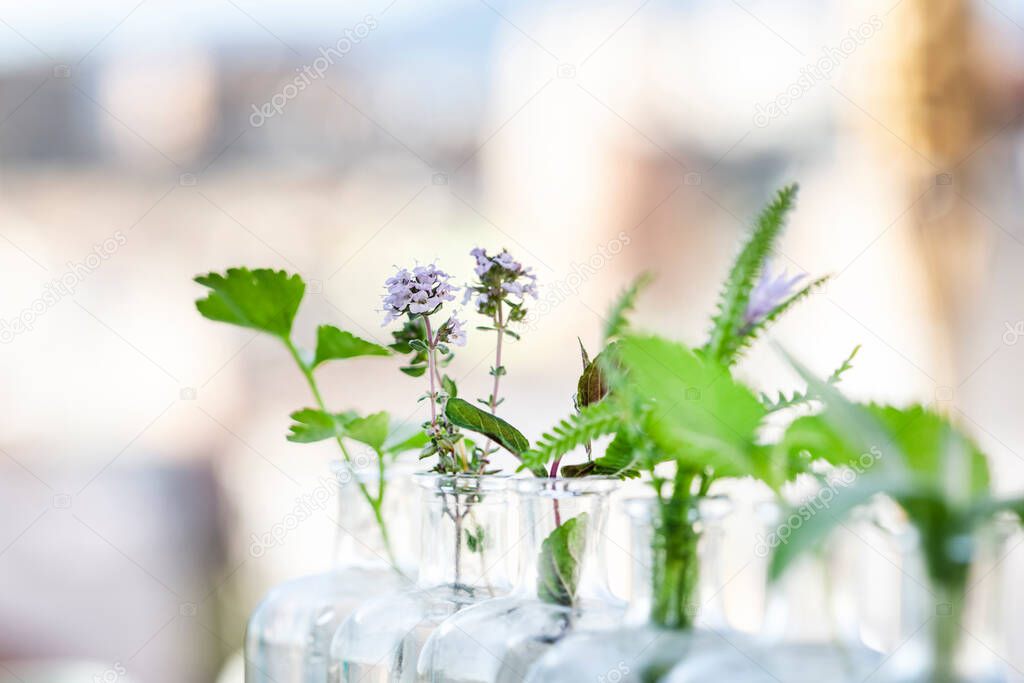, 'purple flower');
438,313,468,347
743,266,804,327
382,263,458,325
